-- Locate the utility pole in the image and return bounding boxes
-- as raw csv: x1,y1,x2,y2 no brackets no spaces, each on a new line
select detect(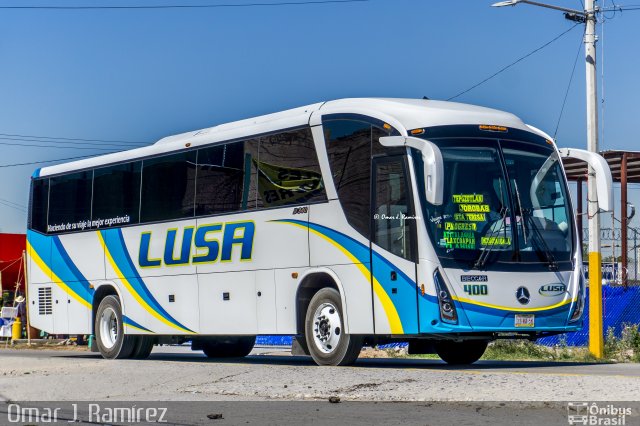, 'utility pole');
584,0,604,359
492,0,604,357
